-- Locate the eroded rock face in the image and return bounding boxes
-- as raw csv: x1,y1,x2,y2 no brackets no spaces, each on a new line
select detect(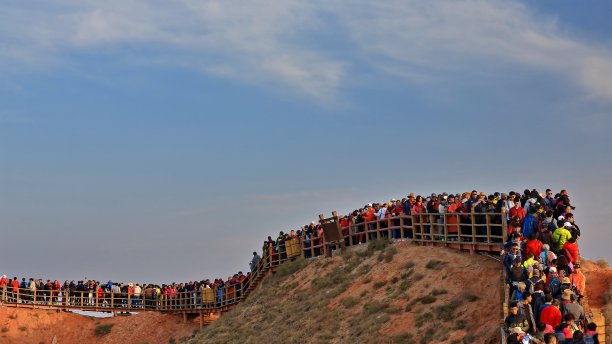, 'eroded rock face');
0,308,199,344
